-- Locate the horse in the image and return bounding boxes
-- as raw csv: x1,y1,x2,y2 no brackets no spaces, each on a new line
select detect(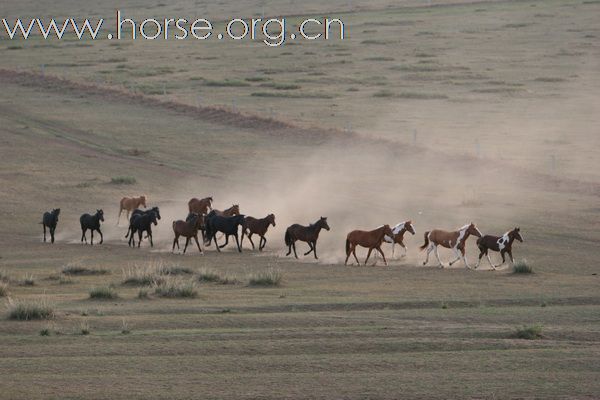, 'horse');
204,213,245,252
241,214,276,251
125,207,161,239
420,222,482,269
188,197,213,215
345,225,394,266
41,208,60,244
211,204,240,217
172,213,204,254
383,220,416,258
80,210,104,245
117,195,146,225
475,227,523,269
128,212,158,248
284,217,330,259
